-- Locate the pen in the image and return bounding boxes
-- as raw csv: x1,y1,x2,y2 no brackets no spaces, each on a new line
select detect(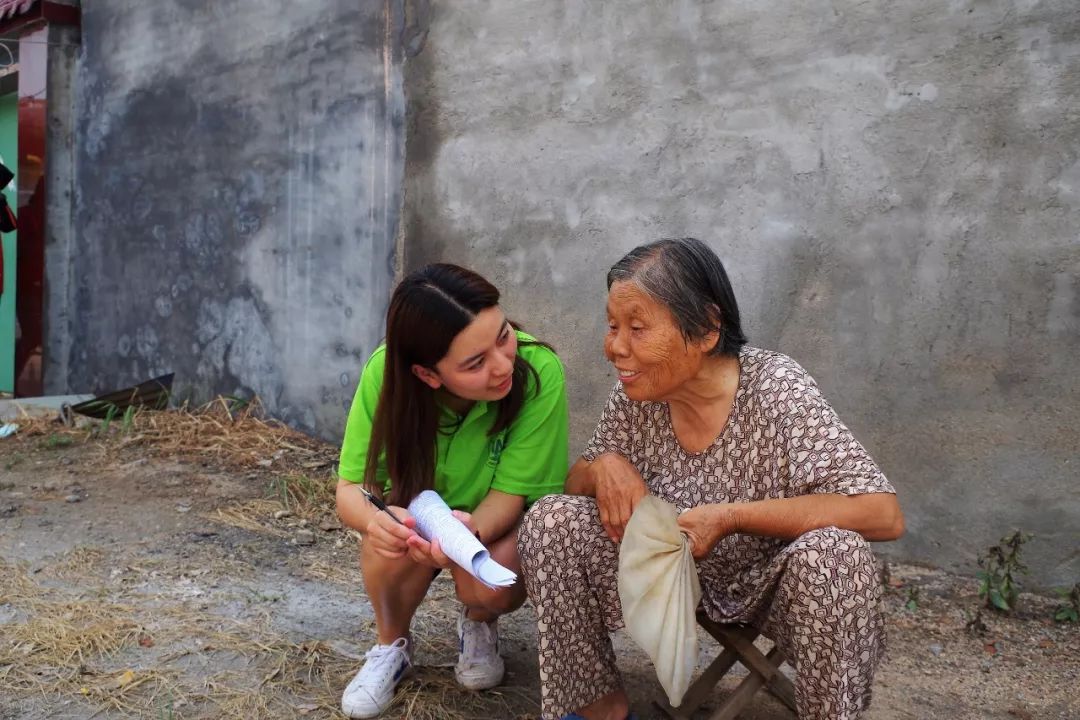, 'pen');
358,486,408,527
